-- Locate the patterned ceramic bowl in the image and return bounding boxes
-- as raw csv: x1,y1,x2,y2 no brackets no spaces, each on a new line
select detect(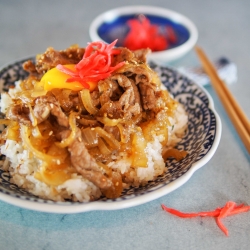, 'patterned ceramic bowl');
0,58,221,213
89,5,198,64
